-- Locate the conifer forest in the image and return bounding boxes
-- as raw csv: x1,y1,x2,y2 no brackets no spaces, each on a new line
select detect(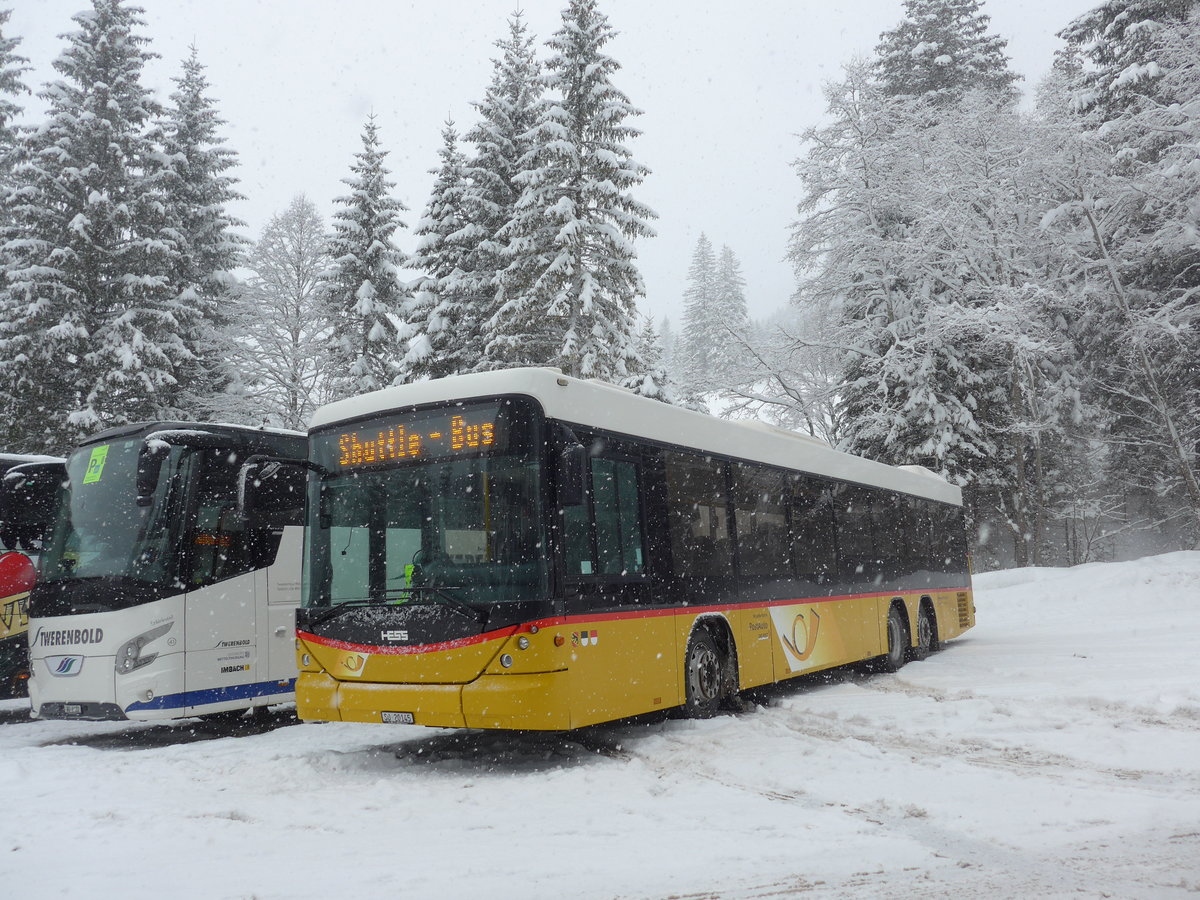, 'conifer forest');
1,0,1197,568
